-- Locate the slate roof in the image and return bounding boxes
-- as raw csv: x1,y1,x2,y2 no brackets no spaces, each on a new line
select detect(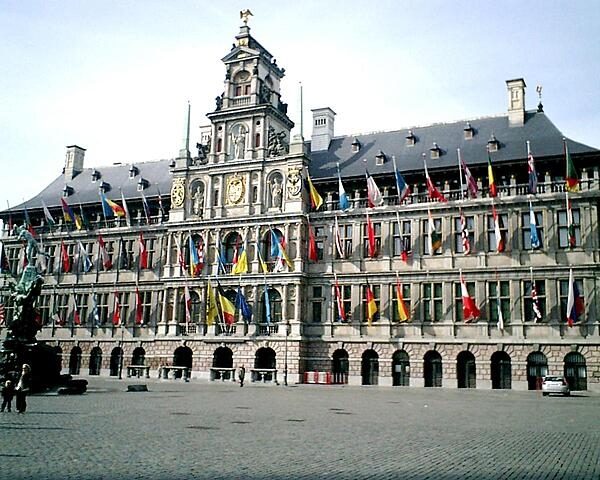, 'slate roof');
308,110,597,180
